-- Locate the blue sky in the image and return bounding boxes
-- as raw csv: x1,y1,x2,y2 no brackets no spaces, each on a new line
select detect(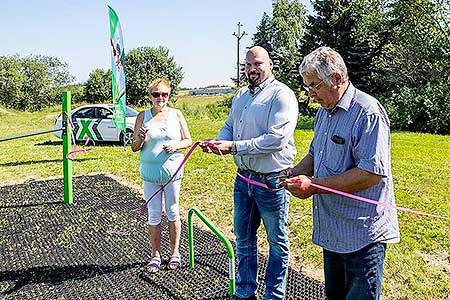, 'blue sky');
2,0,311,88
